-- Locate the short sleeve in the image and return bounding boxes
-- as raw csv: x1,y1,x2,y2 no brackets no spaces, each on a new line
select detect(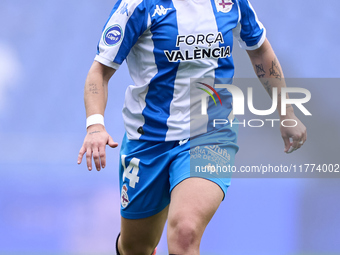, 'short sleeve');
233,0,266,50
95,0,149,69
